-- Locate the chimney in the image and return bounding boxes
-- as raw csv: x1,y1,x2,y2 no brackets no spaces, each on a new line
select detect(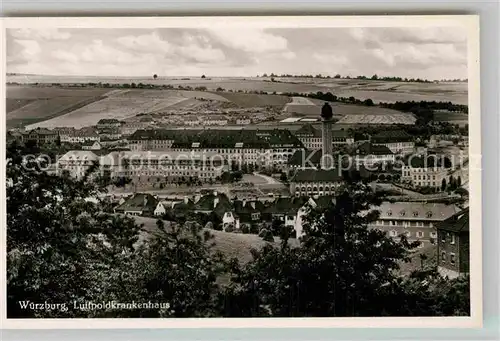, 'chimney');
213,197,219,208
242,198,247,207
184,196,189,204
213,190,218,197
250,201,256,210
143,195,148,207
195,193,201,203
